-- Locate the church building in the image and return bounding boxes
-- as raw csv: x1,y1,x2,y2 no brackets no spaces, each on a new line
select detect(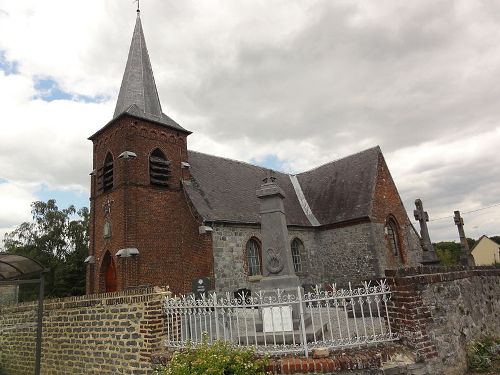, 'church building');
85,11,424,296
